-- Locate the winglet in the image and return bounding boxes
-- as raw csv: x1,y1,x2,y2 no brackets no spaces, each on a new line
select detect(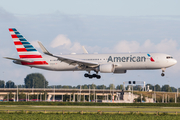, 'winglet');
82,46,88,54
38,41,53,55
